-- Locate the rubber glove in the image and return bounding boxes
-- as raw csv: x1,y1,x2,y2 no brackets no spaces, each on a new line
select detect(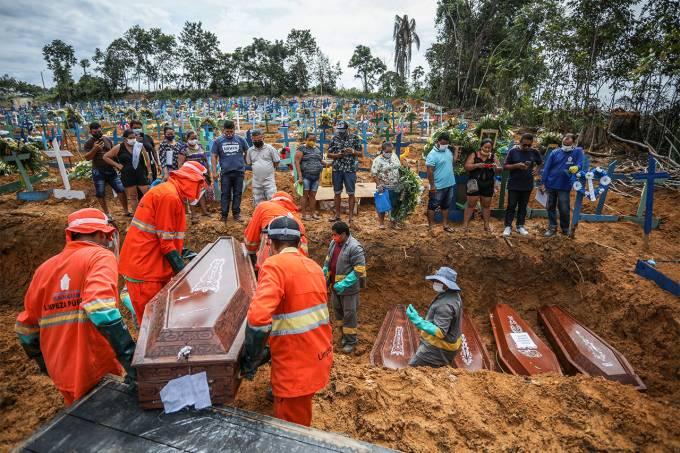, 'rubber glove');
18,336,48,374
569,165,579,174
96,318,137,385
322,266,329,279
165,250,185,273
333,271,358,294
240,324,270,380
406,304,440,337
120,286,138,328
